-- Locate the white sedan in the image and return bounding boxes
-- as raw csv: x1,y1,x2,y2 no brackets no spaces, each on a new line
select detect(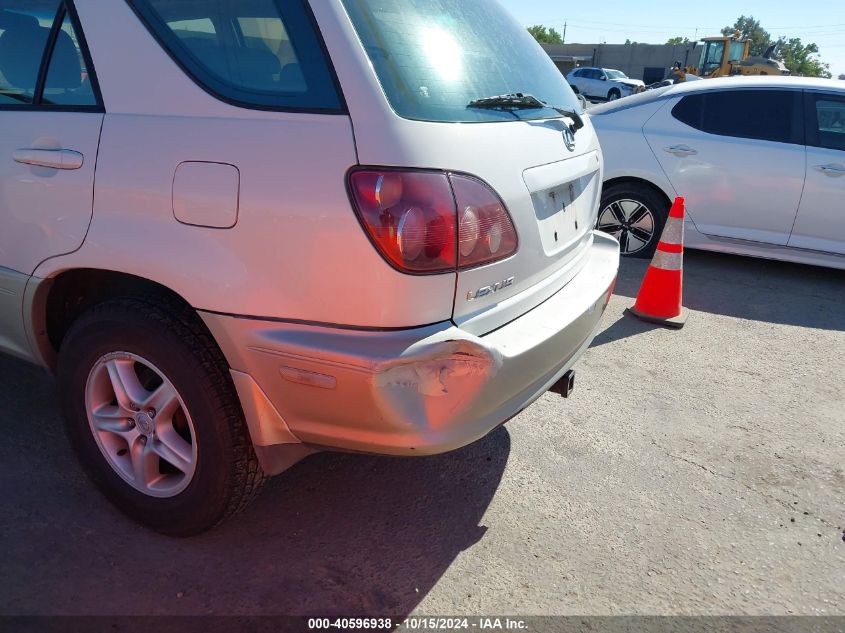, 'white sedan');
590,77,845,269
